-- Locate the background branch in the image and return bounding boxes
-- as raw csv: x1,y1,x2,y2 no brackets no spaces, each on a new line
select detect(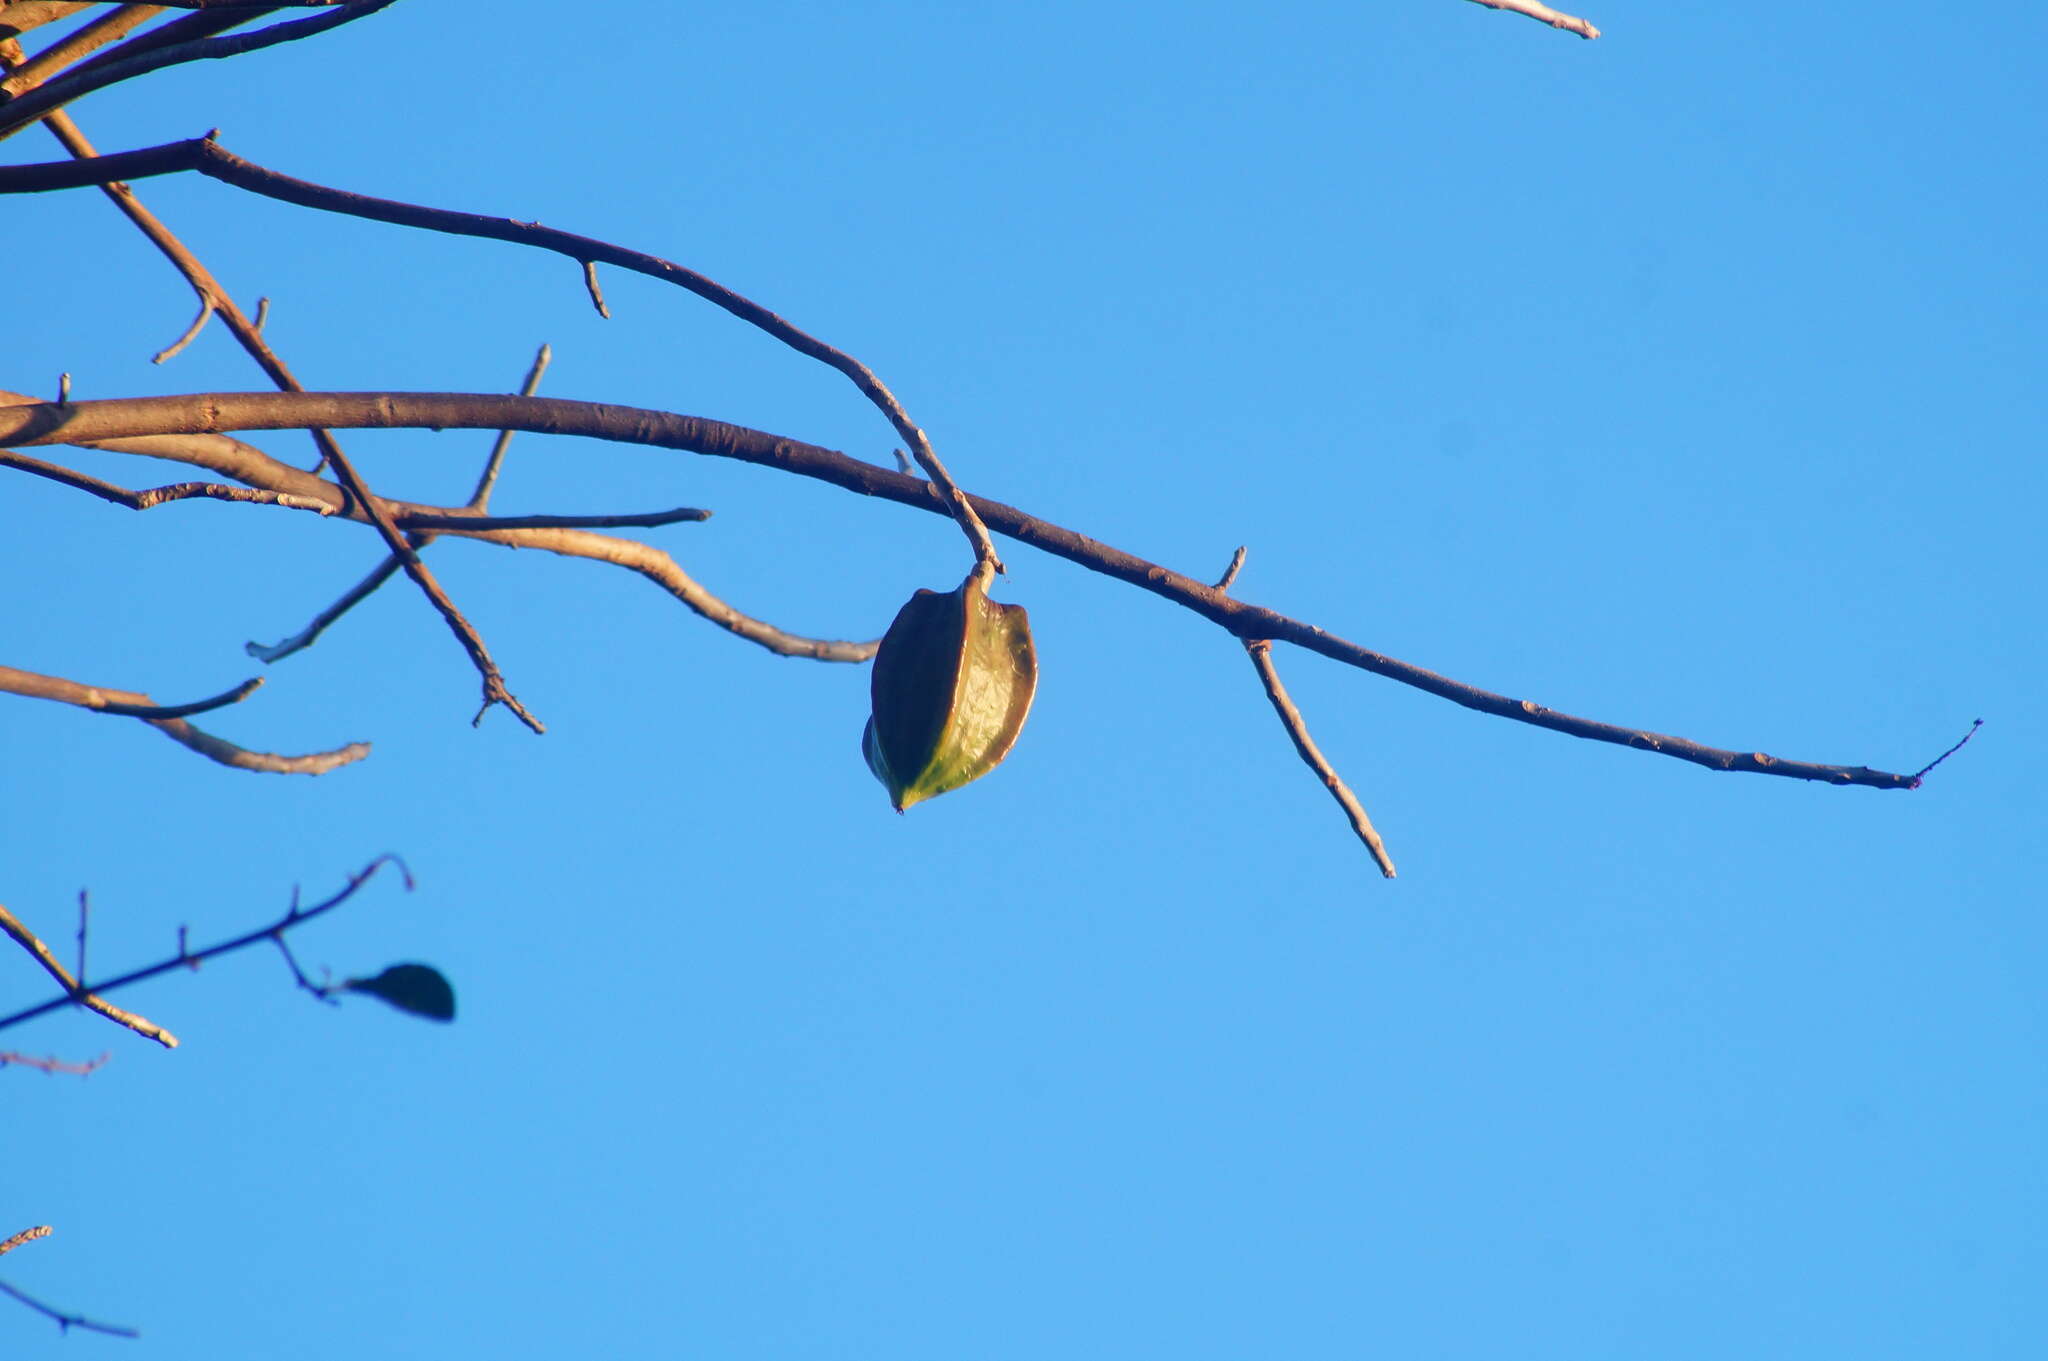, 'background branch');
1462,0,1600,39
